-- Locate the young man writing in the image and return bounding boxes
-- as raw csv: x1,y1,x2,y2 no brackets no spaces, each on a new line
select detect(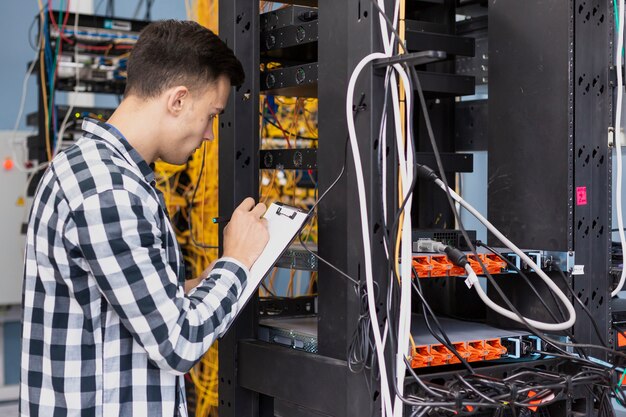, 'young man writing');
21,20,268,416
